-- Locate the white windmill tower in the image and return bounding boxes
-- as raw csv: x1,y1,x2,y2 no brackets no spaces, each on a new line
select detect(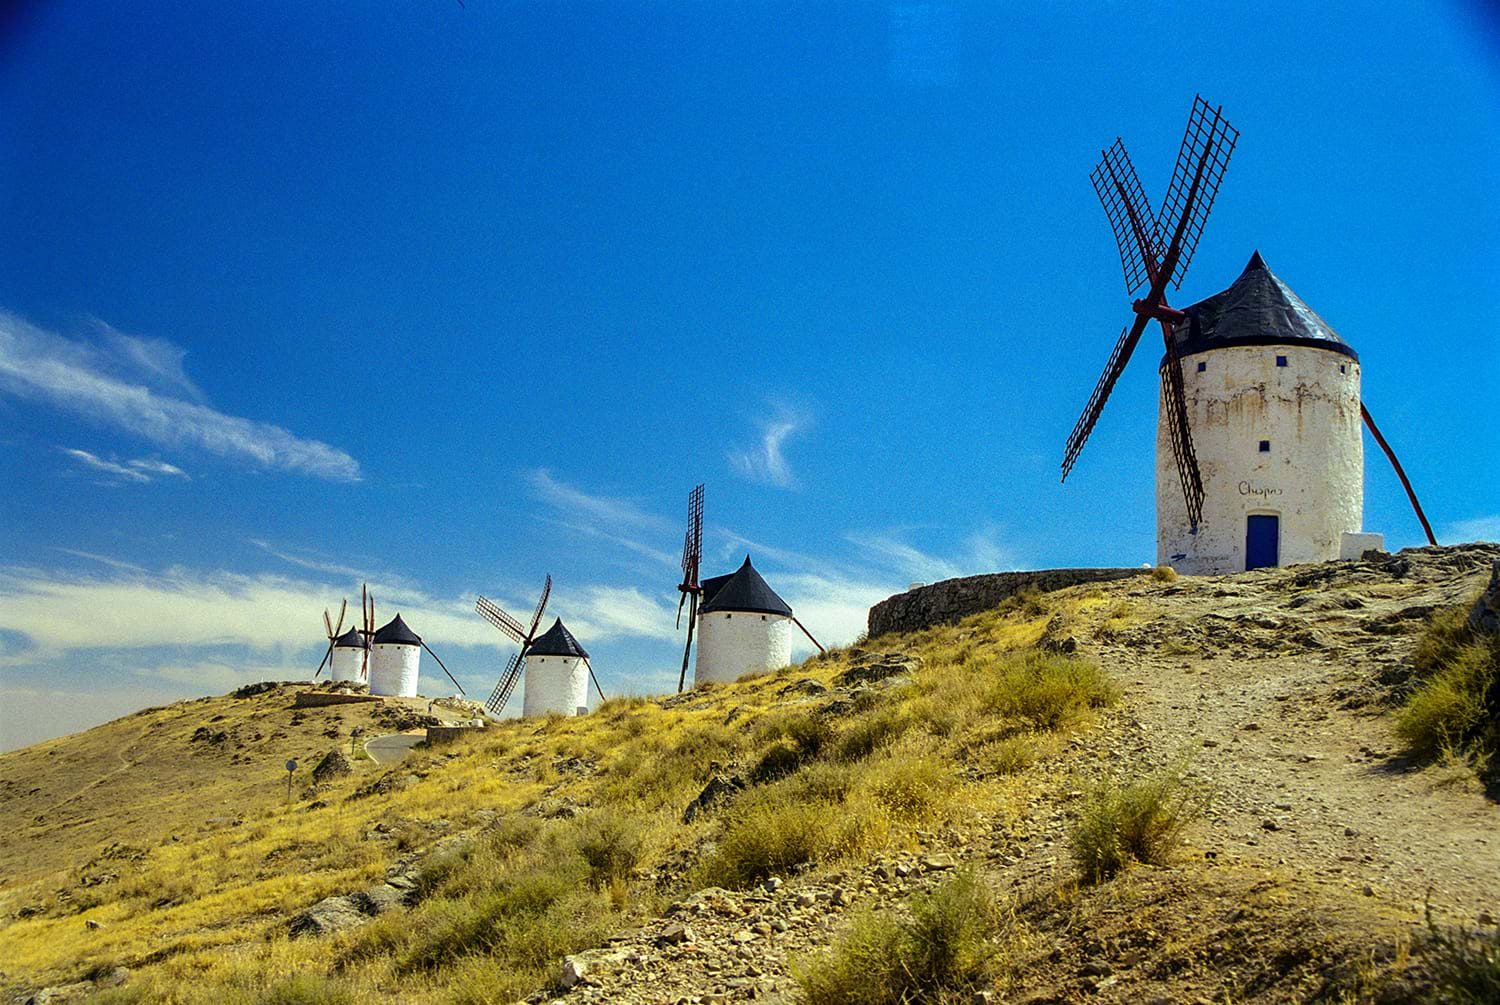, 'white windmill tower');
1062,97,1436,576
368,613,465,699
329,625,367,684
522,618,593,717
476,576,605,718
691,553,824,687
